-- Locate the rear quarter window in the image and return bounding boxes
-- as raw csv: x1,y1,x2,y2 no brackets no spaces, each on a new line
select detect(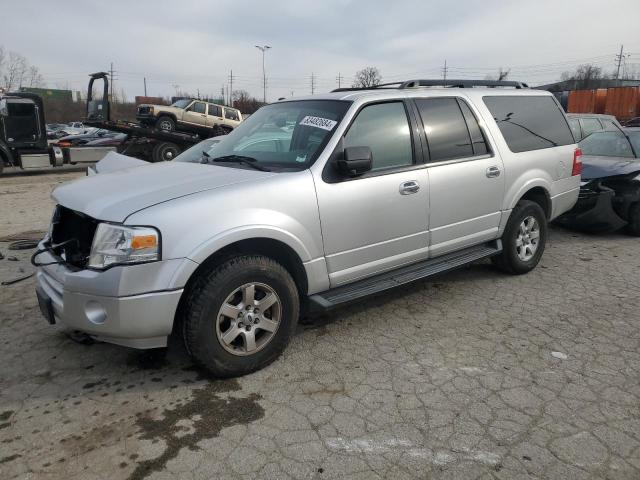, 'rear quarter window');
483,96,574,153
